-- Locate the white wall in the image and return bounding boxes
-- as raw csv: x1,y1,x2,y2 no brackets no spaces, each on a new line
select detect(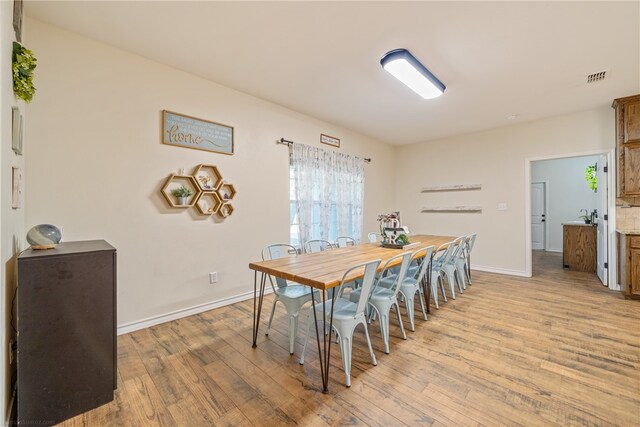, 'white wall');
24,19,396,327
531,155,600,252
395,108,614,275
1,5,27,422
